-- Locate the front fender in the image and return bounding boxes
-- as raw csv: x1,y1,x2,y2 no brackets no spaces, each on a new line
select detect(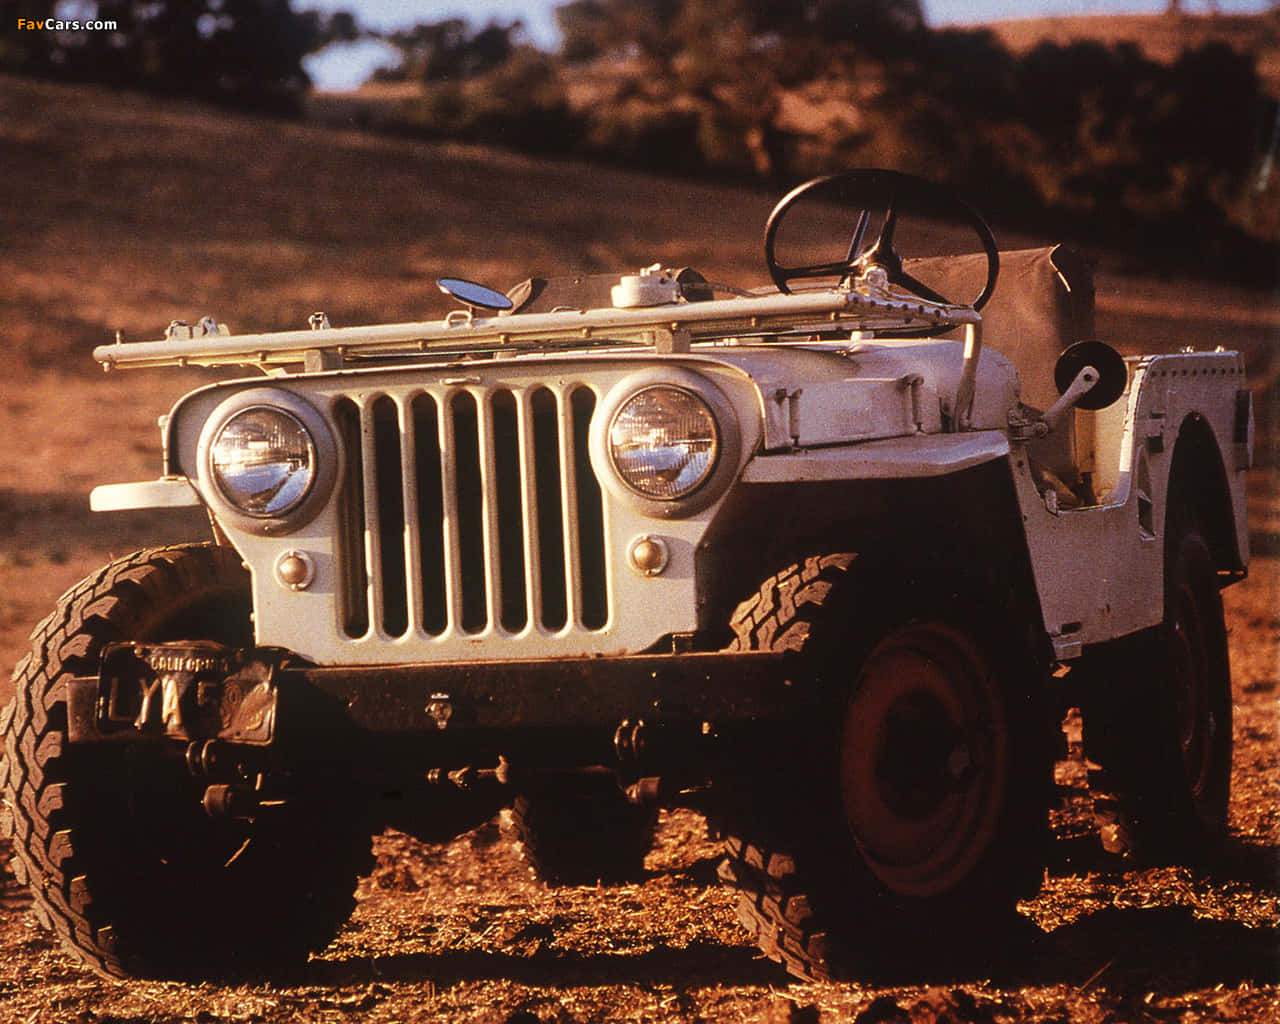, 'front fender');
697,454,1045,644
739,431,1010,483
